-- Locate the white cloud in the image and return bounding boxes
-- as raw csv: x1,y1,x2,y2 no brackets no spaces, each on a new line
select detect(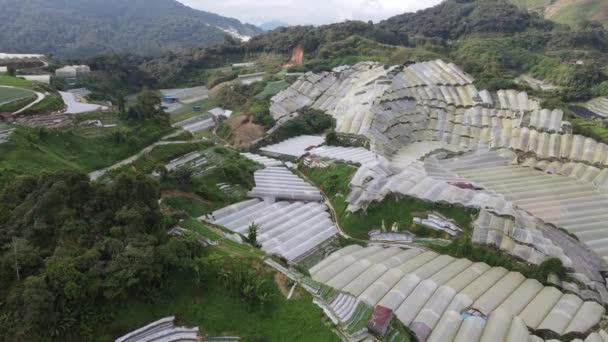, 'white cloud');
177,0,442,26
